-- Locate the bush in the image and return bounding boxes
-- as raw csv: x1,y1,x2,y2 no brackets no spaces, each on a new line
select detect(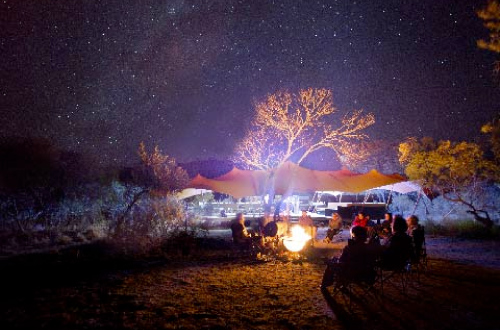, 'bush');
424,219,500,240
